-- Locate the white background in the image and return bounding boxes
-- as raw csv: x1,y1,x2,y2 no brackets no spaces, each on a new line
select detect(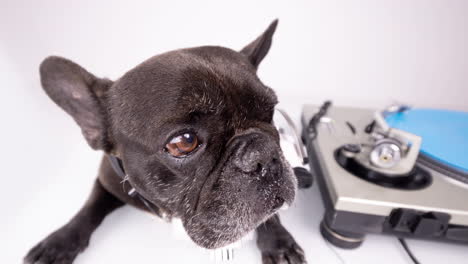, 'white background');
1,0,468,263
